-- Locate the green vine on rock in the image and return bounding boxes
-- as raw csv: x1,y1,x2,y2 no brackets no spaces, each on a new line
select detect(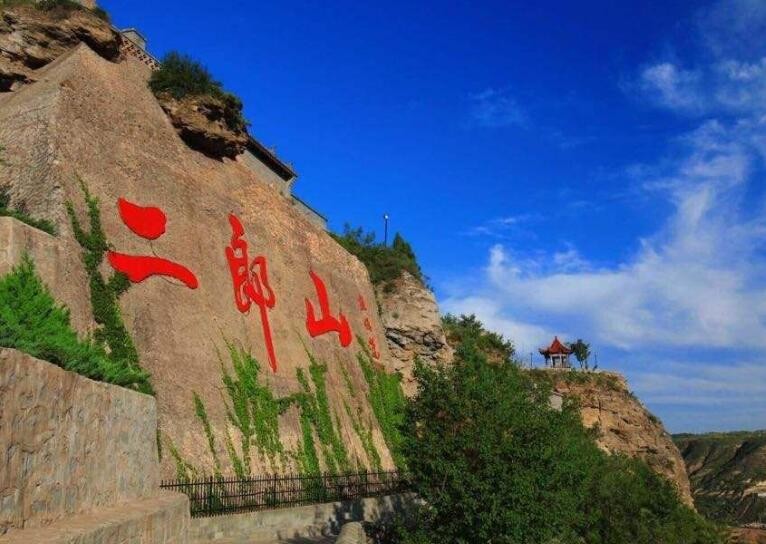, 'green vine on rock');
66,180,152,394
345,401,382,471
194,393,222,479
219,341,289,472
294,353,350,475
356,338,406,468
